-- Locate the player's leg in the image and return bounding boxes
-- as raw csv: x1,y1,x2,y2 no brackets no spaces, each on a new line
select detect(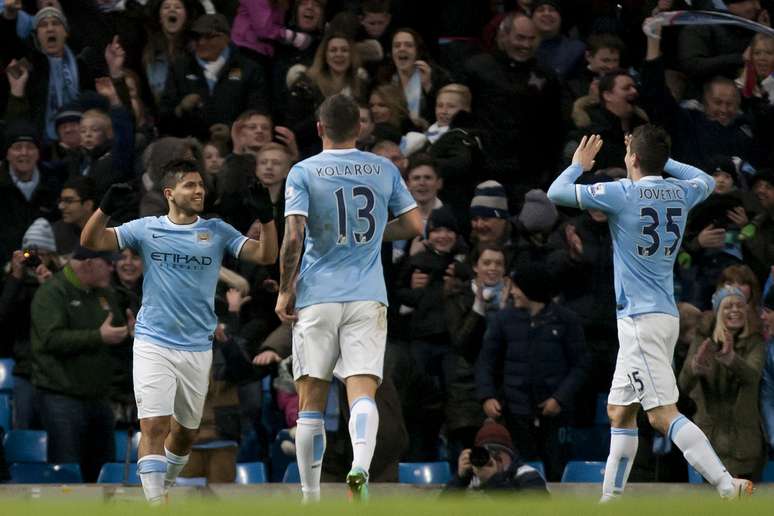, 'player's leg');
336,301,388,501
600,317,642,502
292,303,342,502
647,404,747,498
164,348,212,492
133,340,177,504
